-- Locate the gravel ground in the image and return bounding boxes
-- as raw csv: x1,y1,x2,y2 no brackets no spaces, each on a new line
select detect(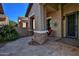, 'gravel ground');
0,37,79,56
